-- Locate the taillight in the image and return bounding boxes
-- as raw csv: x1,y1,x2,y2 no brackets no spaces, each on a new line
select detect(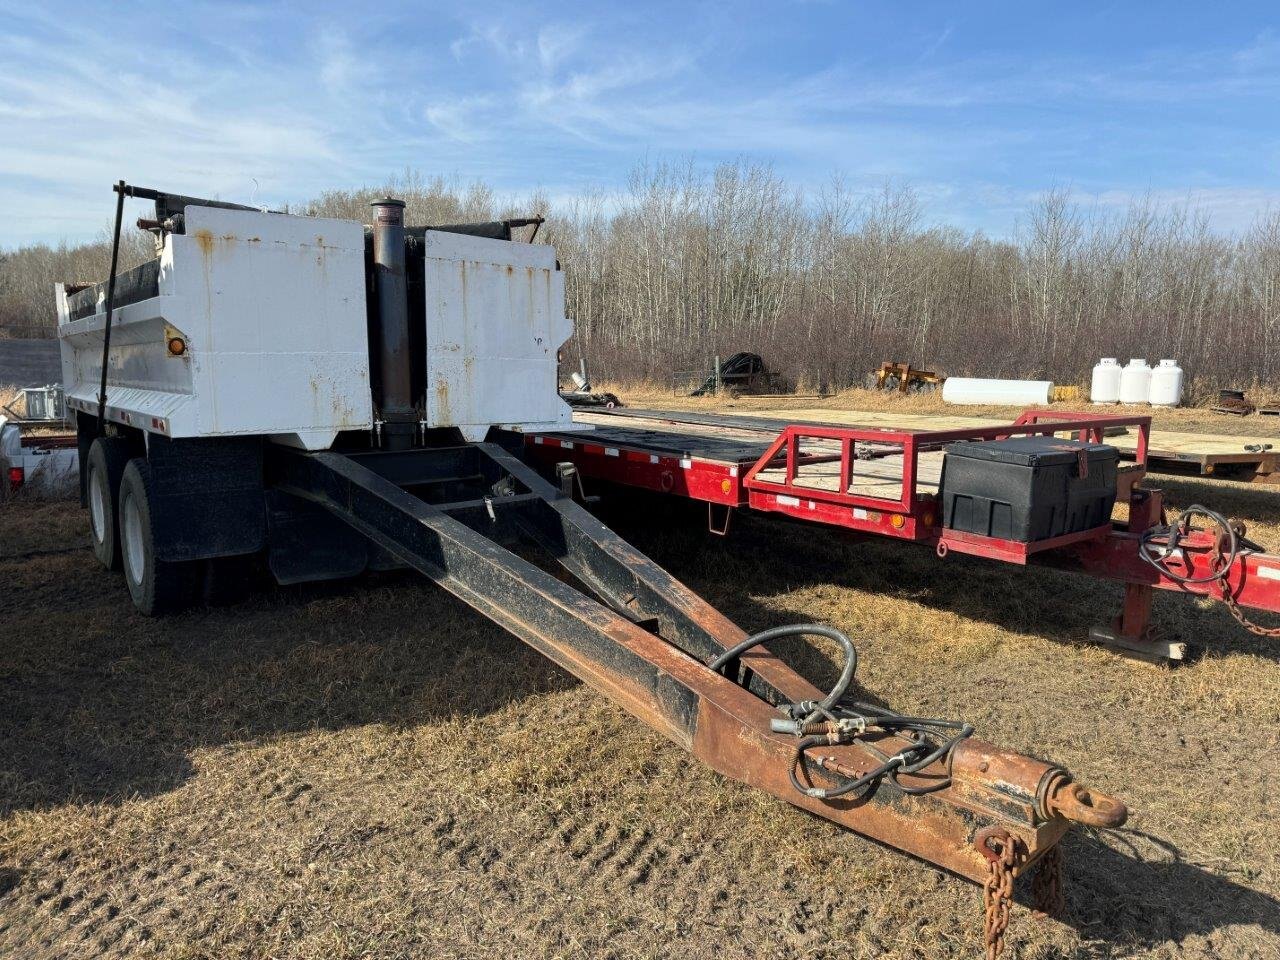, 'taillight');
8,466,24,492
